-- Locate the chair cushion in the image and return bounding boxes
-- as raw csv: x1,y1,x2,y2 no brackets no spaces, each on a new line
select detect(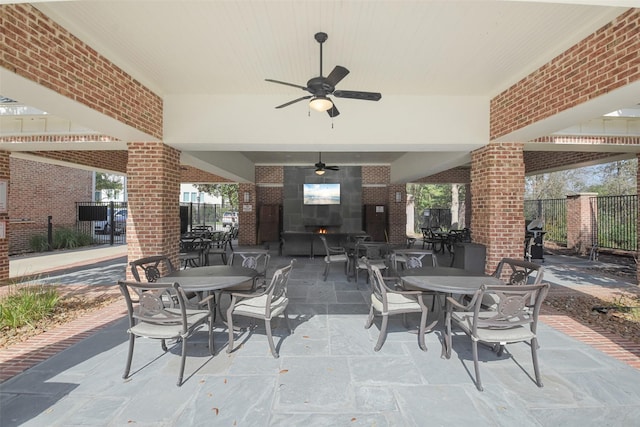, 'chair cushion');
130,309,209,339
371,293,420,313
233,295,289,318
326,254,348,262
451,311,535,343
